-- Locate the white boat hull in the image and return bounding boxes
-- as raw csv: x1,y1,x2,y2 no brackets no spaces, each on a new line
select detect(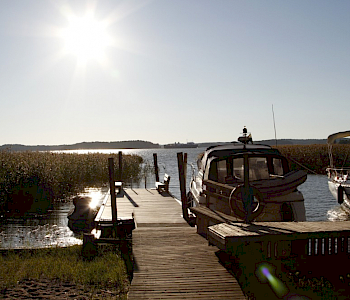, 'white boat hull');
328,179,350,213
187,132,307,222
